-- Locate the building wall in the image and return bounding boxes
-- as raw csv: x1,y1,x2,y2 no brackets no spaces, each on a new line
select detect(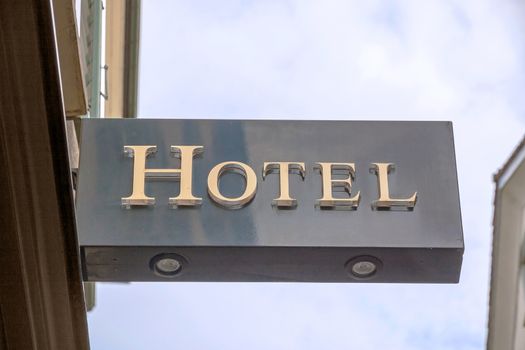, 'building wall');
514,207,525,350
489,158,525,349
